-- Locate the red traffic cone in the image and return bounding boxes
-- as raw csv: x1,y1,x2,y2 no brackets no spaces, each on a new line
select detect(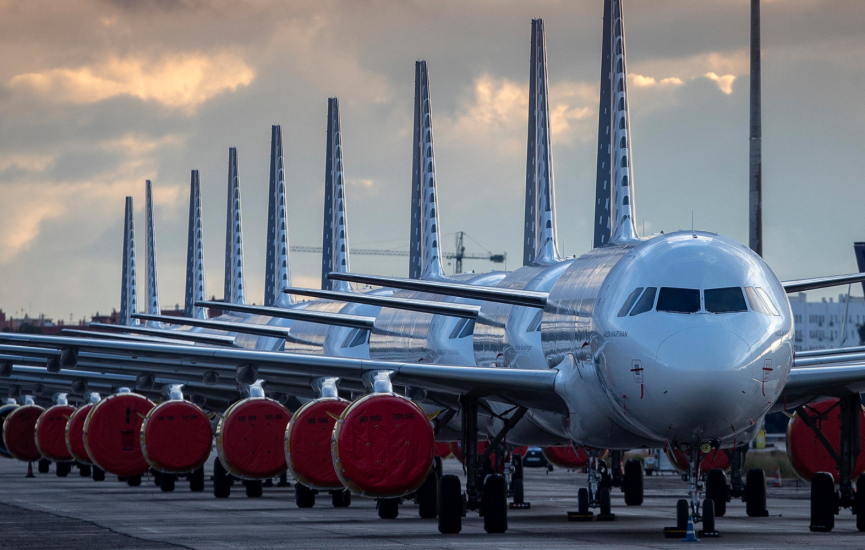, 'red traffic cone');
26,462,34,478
773,467,782,487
